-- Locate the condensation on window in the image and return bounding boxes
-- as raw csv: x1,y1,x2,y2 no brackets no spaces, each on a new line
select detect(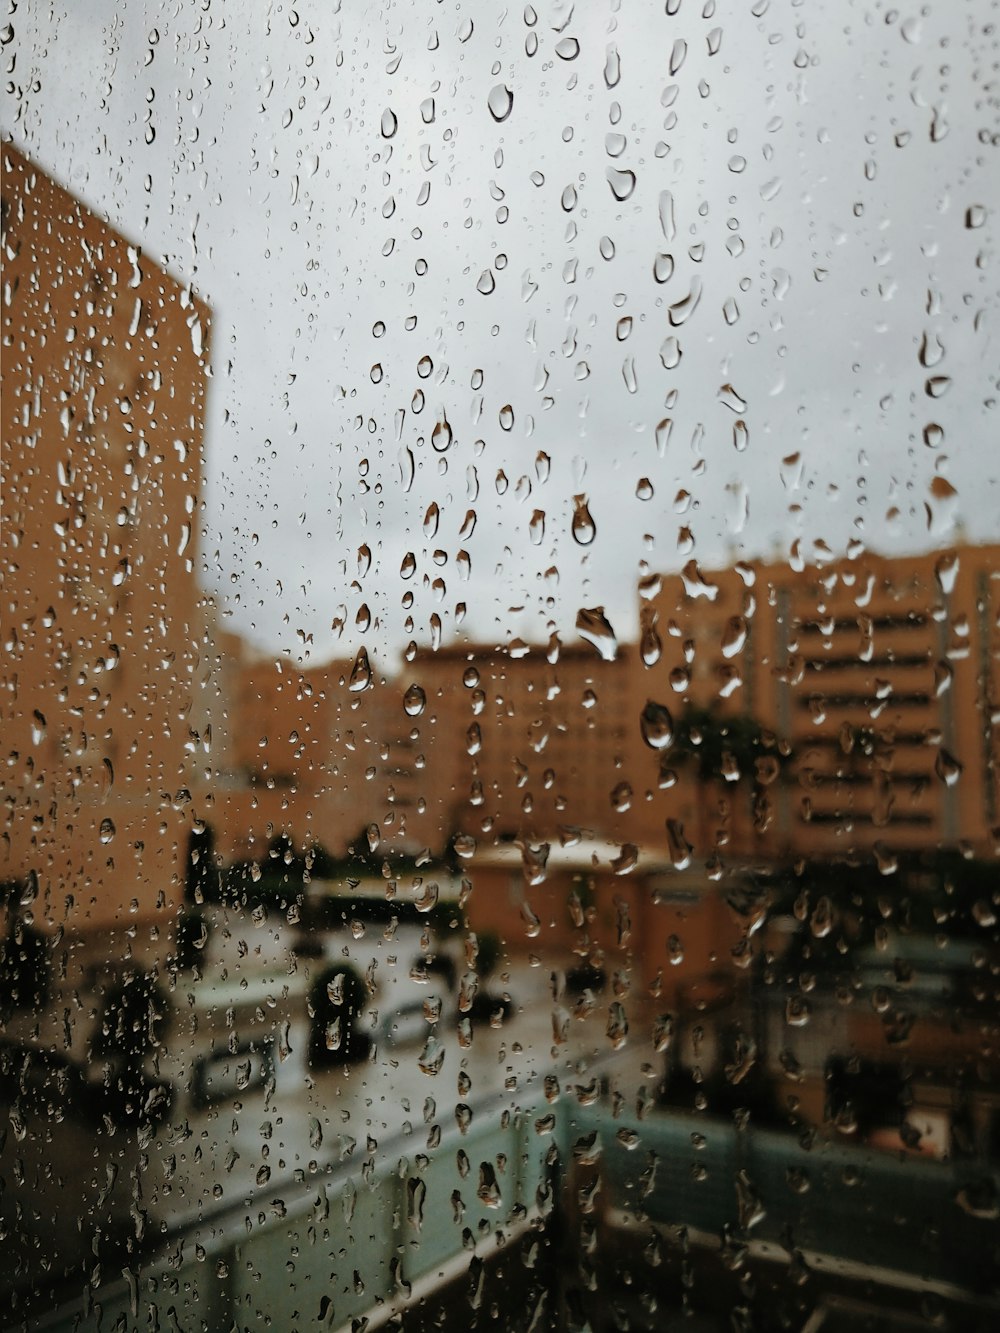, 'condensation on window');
2,4,998,1331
